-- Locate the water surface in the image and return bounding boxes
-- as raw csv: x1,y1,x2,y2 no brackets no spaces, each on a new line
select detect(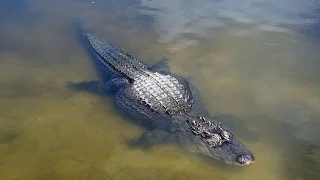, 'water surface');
0,0,319,179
